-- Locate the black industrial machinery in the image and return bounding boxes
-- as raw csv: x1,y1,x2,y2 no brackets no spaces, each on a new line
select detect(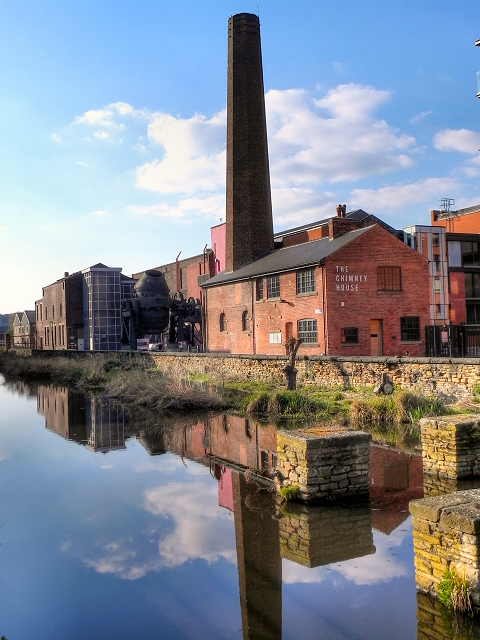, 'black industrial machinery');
168,292,203,351
121,270,204,351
